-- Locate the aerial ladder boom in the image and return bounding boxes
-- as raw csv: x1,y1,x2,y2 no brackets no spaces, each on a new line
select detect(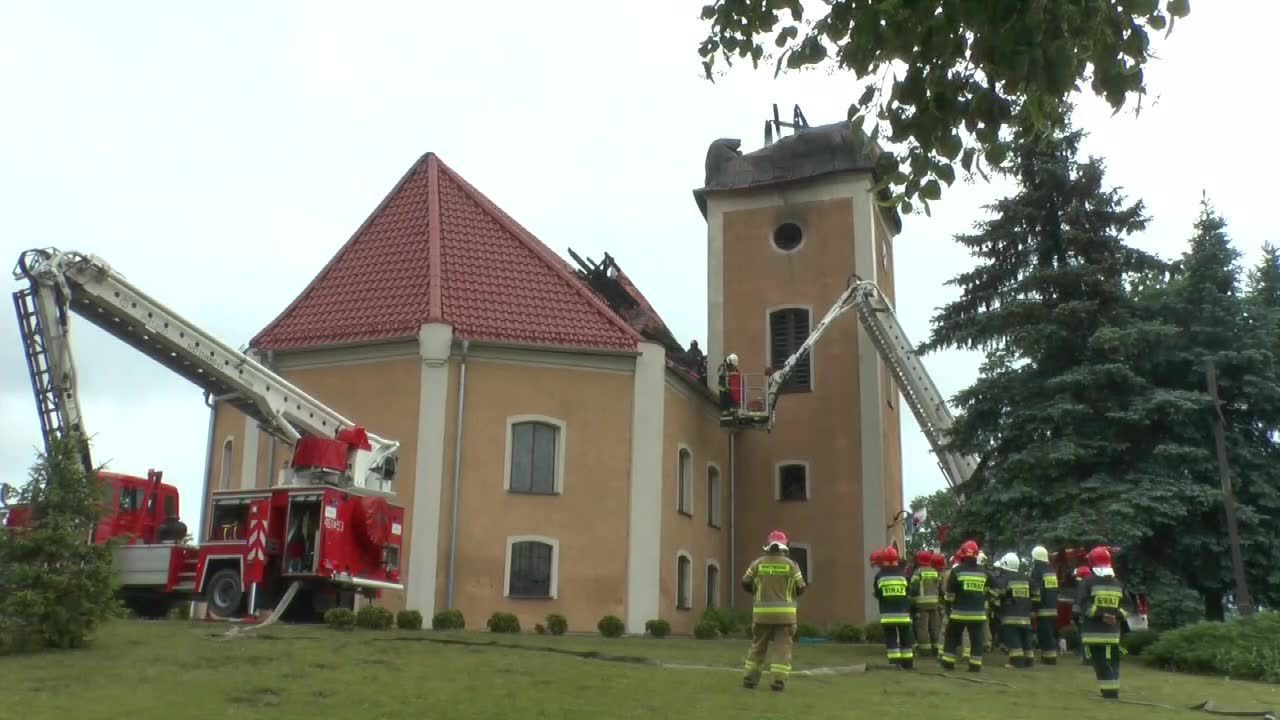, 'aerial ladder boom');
732,278,977,492
12,248,399,493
